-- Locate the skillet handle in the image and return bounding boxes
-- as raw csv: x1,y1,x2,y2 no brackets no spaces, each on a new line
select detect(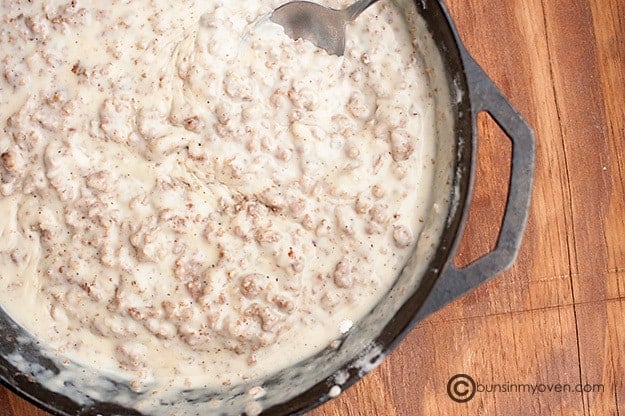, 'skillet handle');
415,49,535,321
